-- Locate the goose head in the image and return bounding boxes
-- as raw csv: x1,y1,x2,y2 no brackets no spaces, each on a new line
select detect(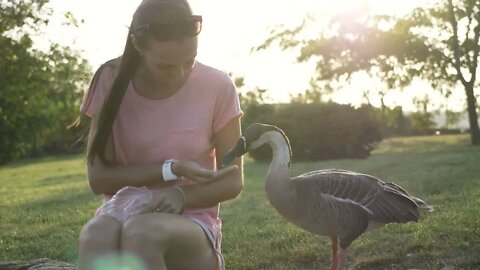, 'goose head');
221,123,291,167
